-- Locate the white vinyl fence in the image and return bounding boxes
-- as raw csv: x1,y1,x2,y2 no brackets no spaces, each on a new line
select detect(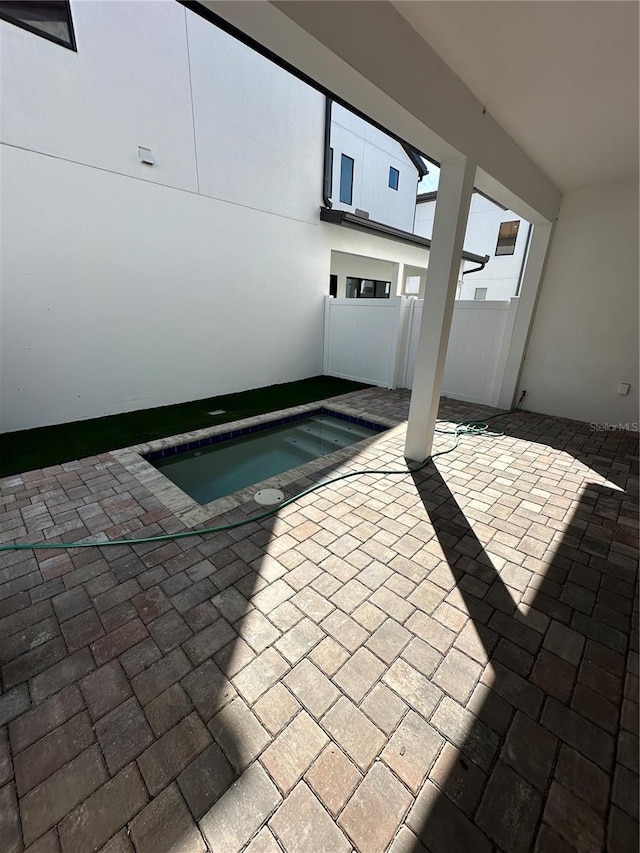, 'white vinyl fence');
323,295,519,407
323,297,411,388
